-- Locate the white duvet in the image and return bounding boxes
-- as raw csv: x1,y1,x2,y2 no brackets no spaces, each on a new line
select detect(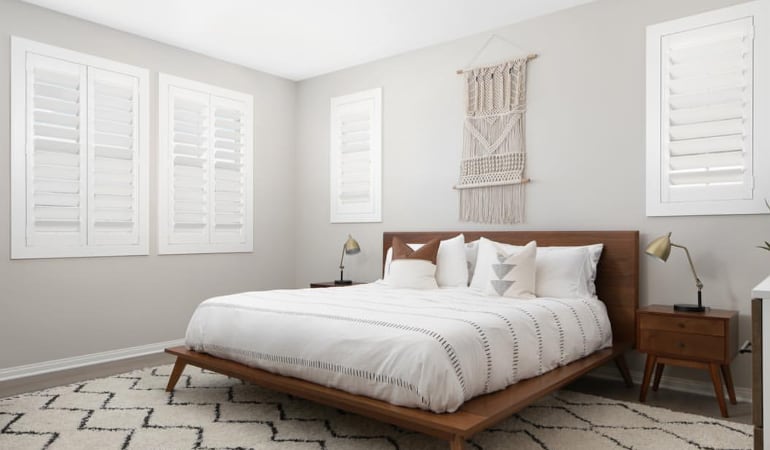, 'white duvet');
185,283,612,413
